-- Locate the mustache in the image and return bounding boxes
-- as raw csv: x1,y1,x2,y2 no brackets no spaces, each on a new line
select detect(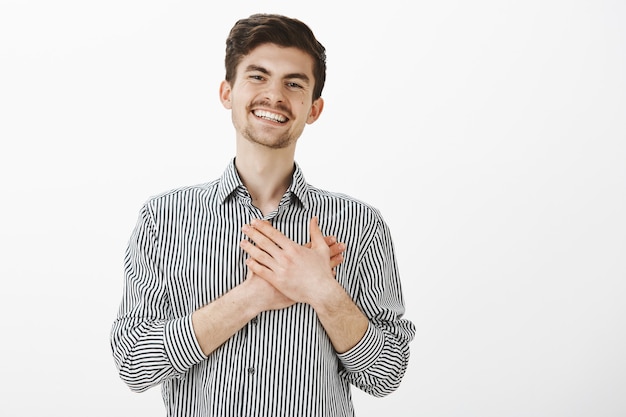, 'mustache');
249,100,293,119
